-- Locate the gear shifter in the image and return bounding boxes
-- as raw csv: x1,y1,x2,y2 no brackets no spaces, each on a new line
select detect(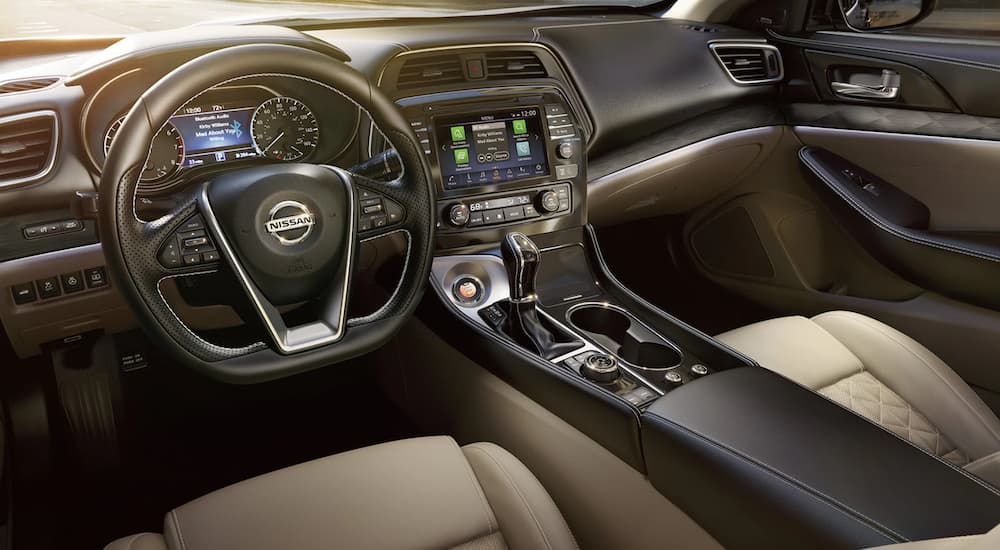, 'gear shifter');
497,232,581,359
